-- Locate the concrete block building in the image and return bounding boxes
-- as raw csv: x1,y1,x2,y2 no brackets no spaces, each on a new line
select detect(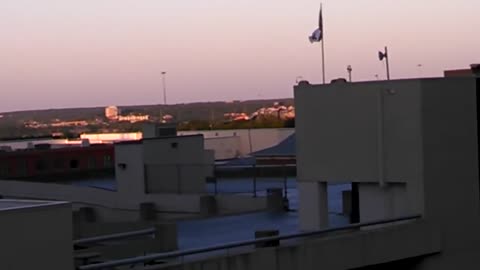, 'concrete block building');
115,134,213,195
292,76,480,269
